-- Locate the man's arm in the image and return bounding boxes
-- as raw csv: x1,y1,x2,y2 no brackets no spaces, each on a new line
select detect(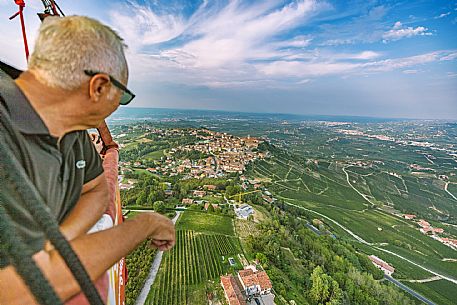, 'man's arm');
59,173,109,241
0,212,175,305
